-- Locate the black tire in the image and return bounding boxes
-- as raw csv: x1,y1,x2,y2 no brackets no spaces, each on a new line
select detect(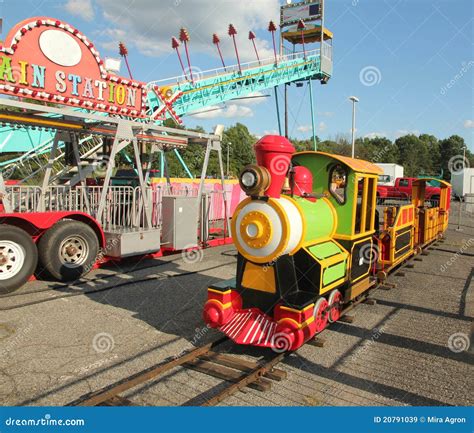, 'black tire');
37,219,99,282
0,225,38,294
376,195,385,205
